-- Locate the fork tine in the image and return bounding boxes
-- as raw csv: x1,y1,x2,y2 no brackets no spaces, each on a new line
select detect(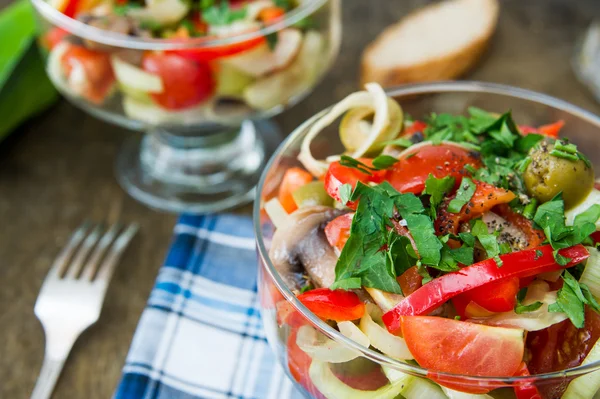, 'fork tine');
65,224,103,279
94,223,138,283
48,222,91,278
80,223,122,281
